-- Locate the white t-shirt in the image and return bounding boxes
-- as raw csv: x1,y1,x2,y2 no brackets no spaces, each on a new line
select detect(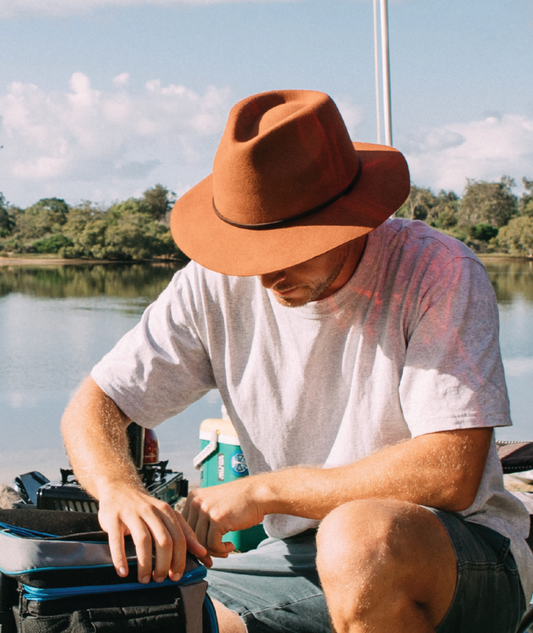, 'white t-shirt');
92,218,533,598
